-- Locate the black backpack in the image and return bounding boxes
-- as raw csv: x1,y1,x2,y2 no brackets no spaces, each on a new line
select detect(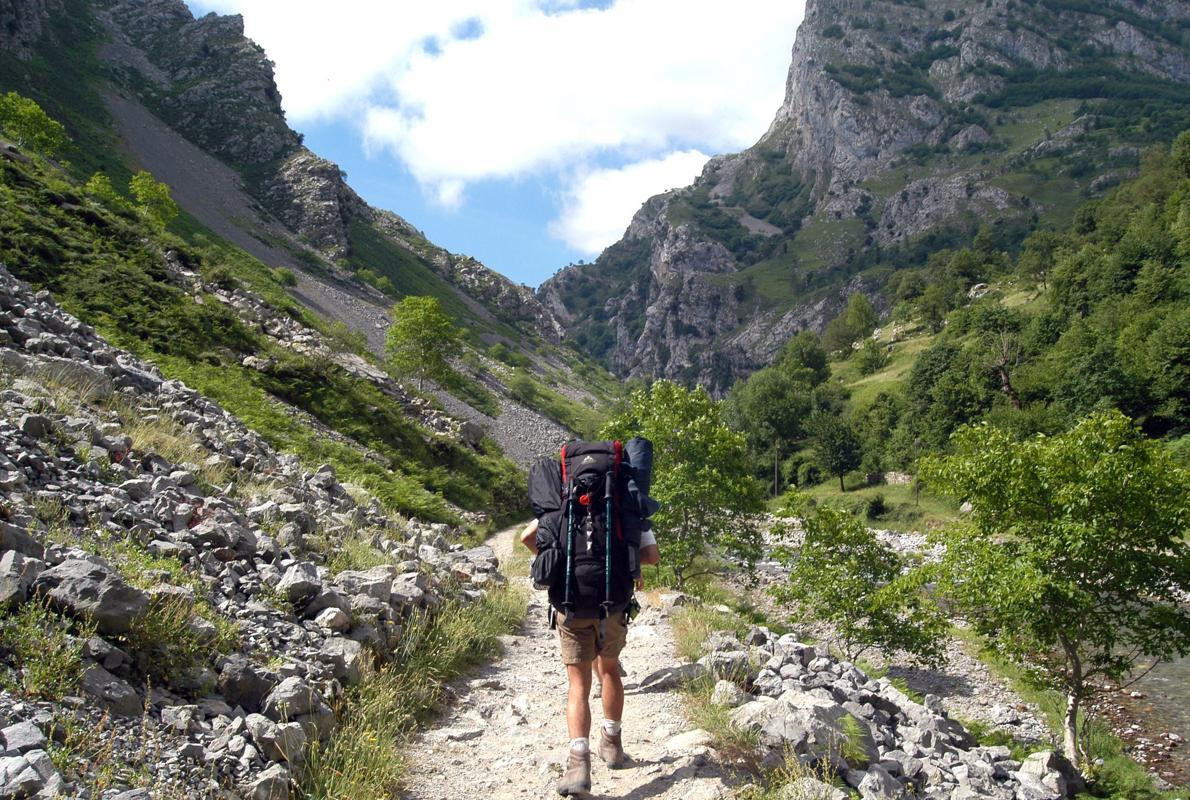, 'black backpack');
528,439,655,621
